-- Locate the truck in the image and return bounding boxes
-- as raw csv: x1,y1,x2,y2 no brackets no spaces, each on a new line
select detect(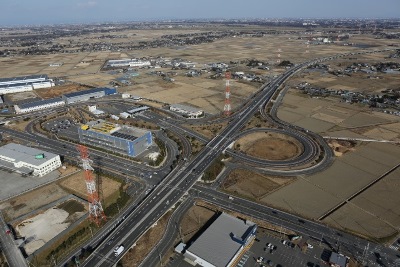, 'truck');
114,245,124,257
